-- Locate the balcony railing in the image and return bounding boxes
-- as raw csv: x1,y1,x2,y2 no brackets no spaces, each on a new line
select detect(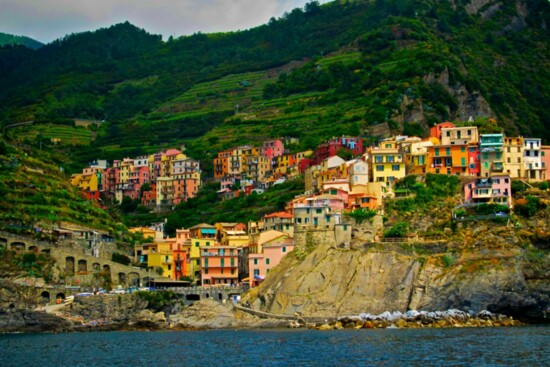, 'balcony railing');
491,162,504,172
